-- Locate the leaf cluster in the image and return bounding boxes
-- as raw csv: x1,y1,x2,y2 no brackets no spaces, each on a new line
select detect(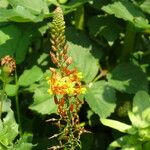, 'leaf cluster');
0,0,149,149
